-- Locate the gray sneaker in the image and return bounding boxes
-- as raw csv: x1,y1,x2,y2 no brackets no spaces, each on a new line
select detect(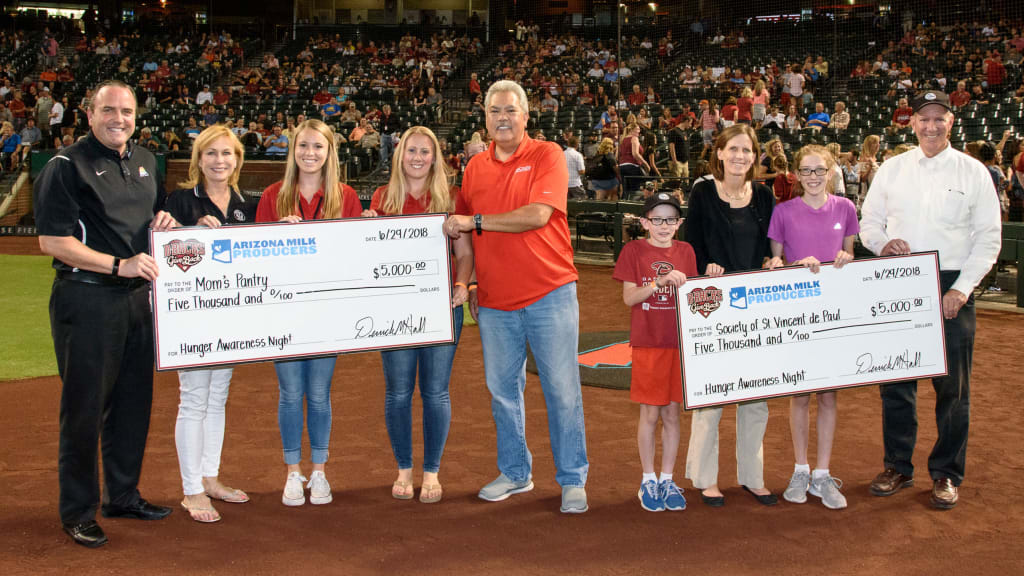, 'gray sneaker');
560,486,588,514
783,470,811,504
809,475,848,510
478,473,534,502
